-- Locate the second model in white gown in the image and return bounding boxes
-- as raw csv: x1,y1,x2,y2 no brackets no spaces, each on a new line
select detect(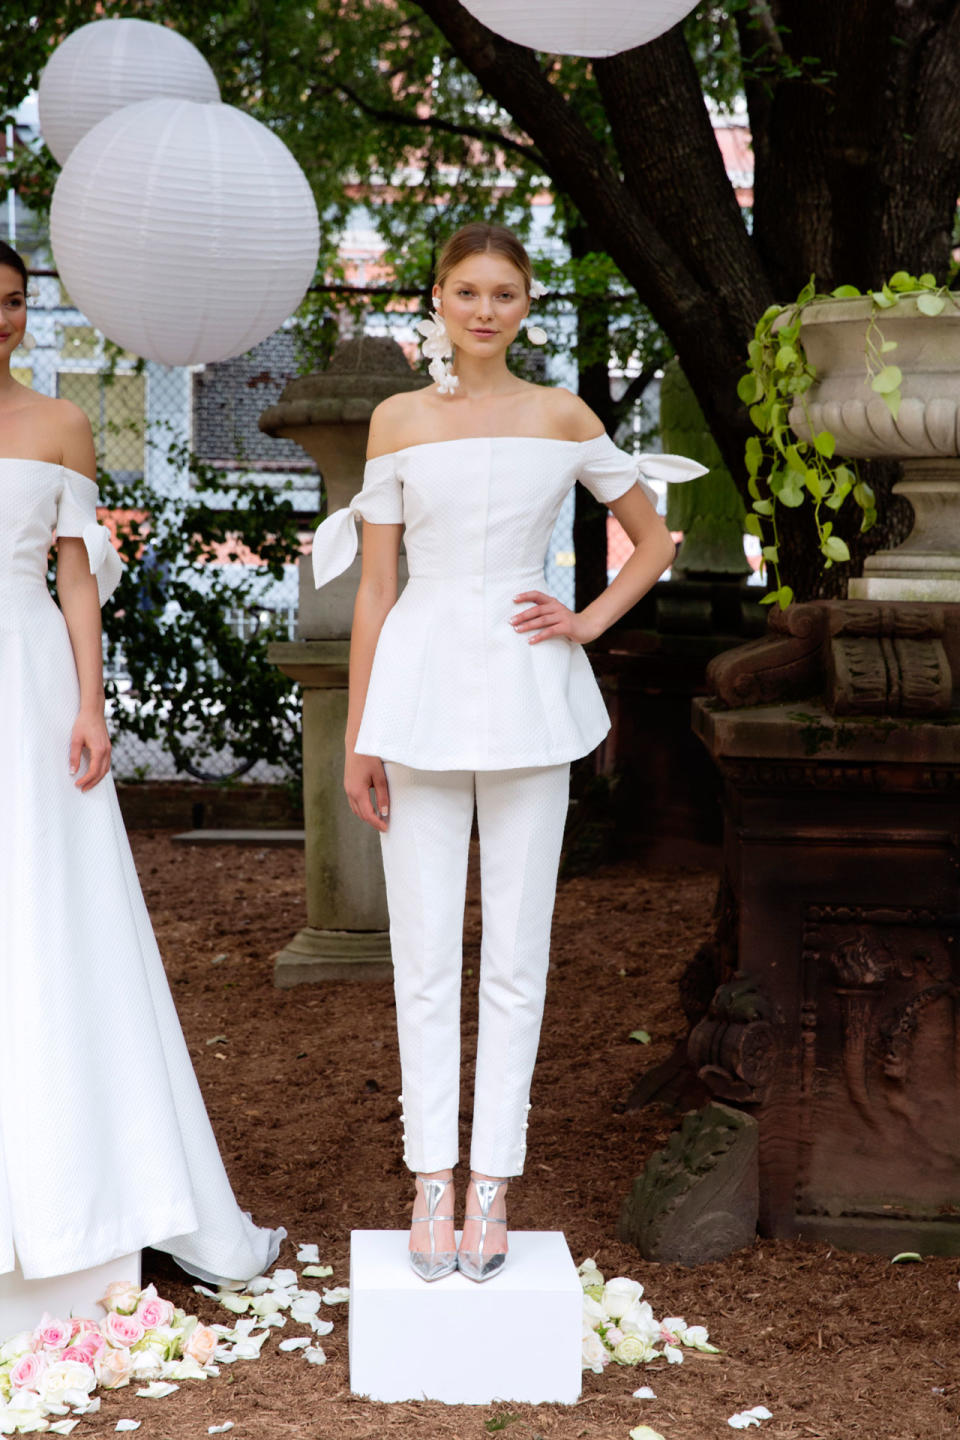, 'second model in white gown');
0,458,284,1284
